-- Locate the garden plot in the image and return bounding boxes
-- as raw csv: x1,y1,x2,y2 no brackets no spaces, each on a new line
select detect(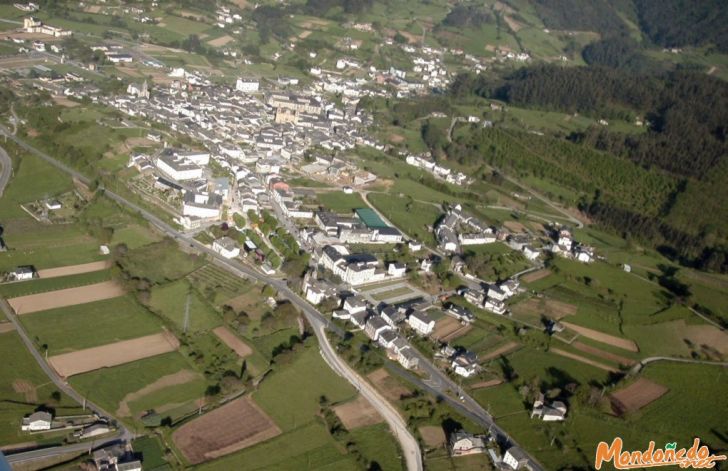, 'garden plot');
610,378,669,415
49,331,180,377
333,395,383,430
8,280,124,314
173,396,281,464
